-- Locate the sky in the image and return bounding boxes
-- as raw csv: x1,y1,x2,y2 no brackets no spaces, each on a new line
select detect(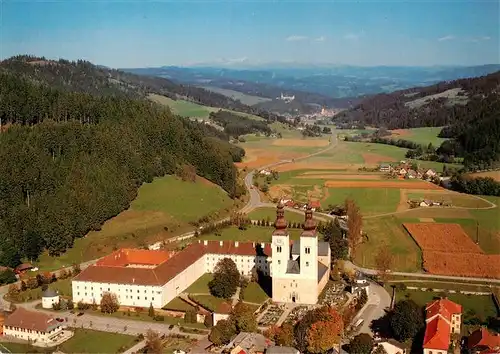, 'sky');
1,0,499,68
